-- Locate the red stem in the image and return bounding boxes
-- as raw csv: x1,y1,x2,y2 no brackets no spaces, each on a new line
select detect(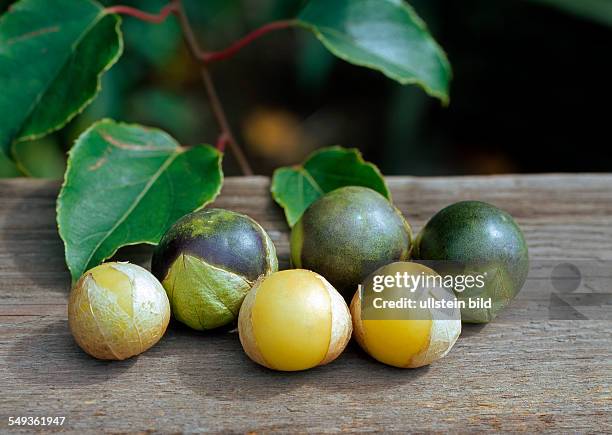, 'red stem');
215,132,229,152
171,0,254,175
201,20,297,63
104,4,178,23
103,1,267,175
